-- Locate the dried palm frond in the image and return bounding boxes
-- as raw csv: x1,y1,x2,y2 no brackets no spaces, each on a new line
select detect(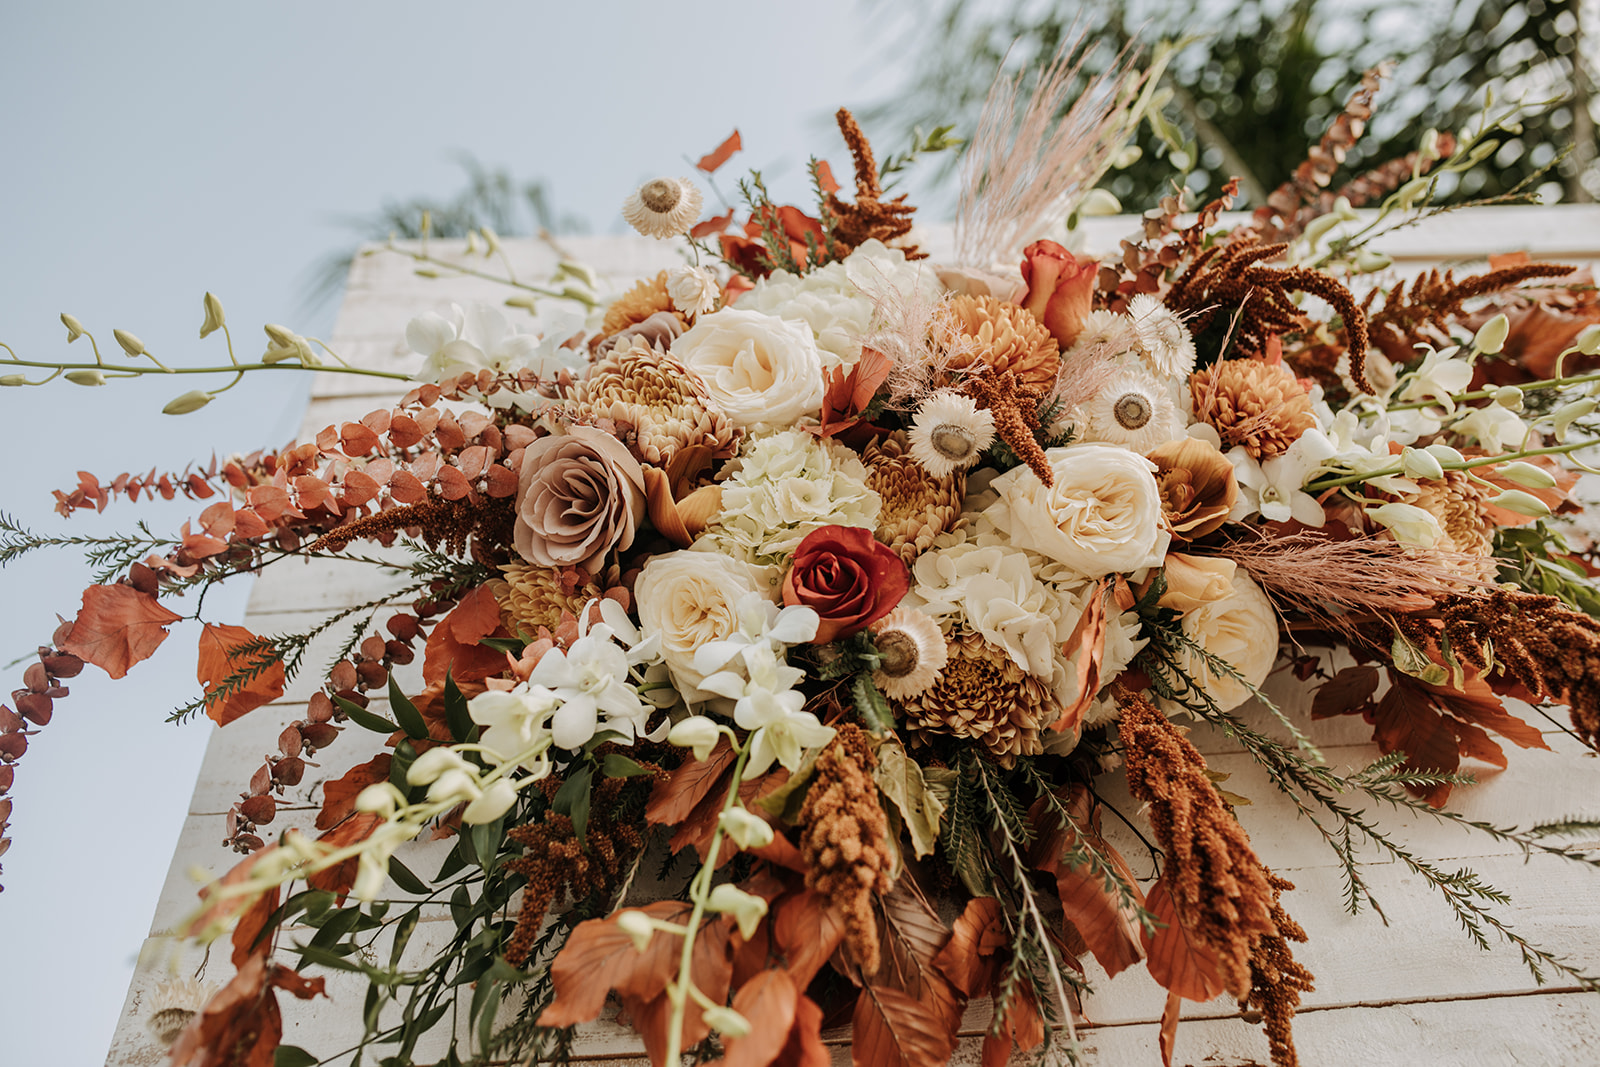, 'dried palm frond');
955,30,1155,268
